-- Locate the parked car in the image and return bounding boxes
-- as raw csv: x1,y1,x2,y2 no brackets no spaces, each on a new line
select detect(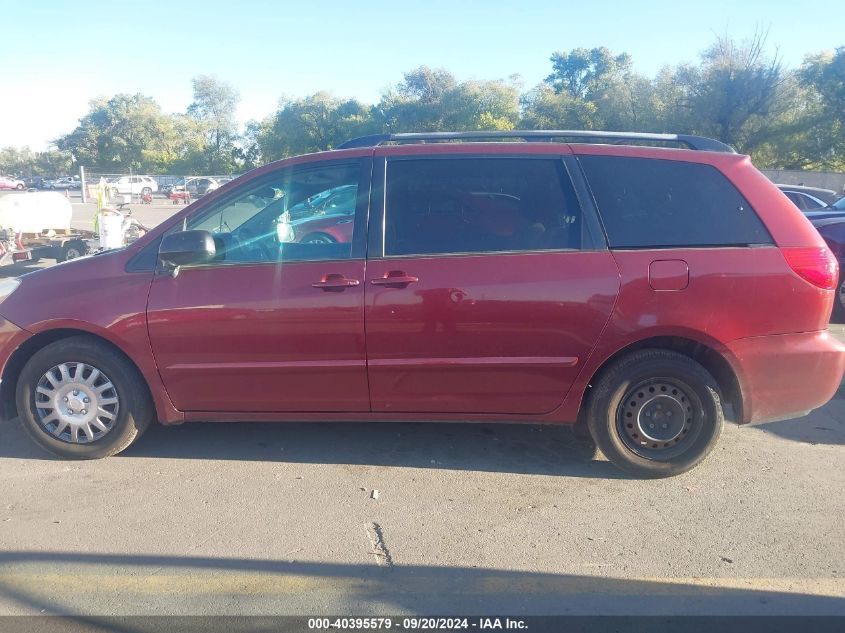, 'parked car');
802,195,845,222
1,130,843,478
48,177,81,190
0,175,25,191
777,184,841,210
186,177,220,195
166,177,220,199
806,214,845,320
109,176,158,197
21,176,48,190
